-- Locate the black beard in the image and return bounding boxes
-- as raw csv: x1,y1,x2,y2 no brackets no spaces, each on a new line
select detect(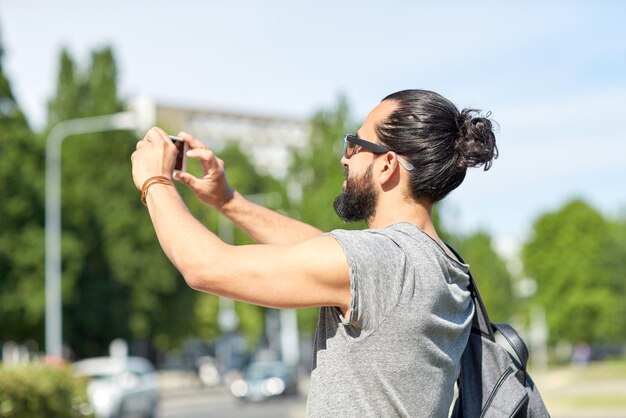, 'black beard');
333,165,377,223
